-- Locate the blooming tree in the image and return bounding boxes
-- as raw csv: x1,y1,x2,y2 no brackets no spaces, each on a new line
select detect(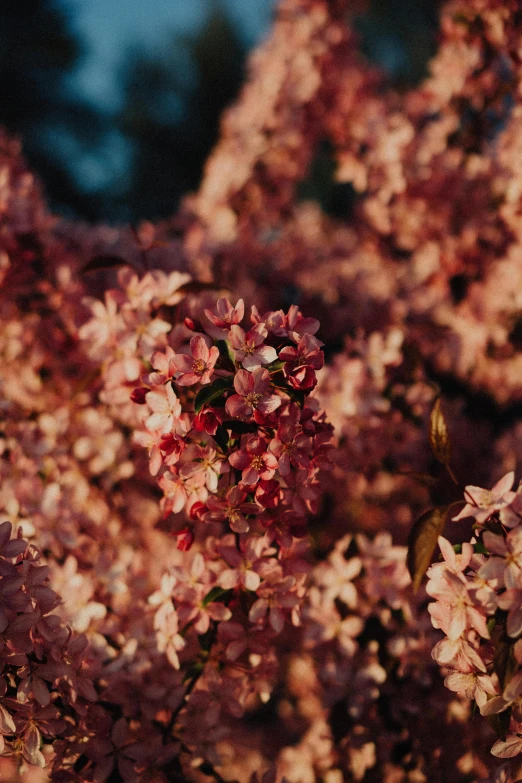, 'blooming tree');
3,0,522,780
